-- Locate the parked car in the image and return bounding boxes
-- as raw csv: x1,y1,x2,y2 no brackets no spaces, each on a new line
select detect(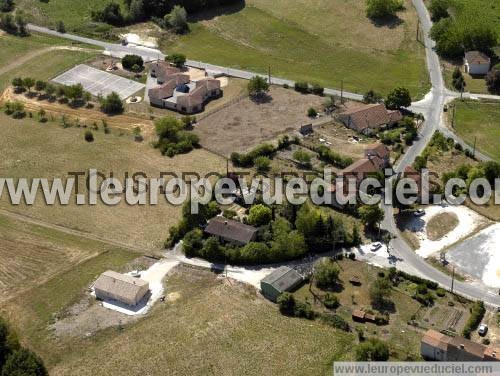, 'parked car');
478,324,488,336
370,242,382,252
413,209,425,217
